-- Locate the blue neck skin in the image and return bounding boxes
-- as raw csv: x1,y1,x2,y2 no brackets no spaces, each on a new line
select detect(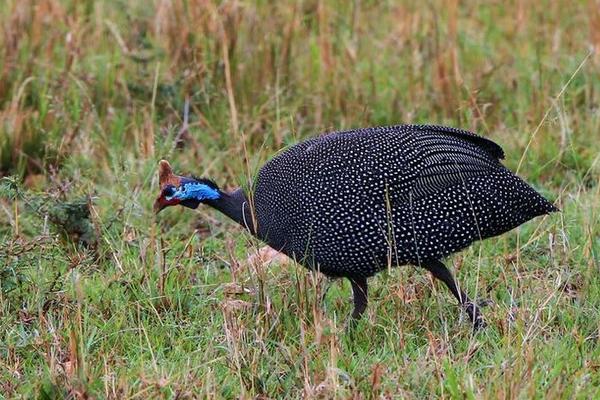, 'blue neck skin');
167,180,255,233
167,180,221,202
